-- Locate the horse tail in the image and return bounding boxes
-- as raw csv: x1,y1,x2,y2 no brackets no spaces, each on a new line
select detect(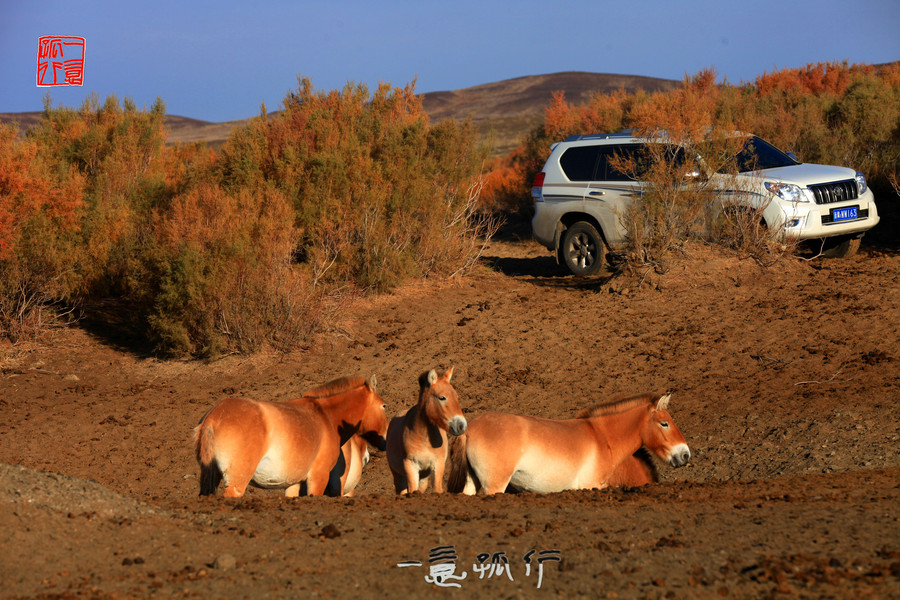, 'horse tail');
447,432,469,494
194,422,222,496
